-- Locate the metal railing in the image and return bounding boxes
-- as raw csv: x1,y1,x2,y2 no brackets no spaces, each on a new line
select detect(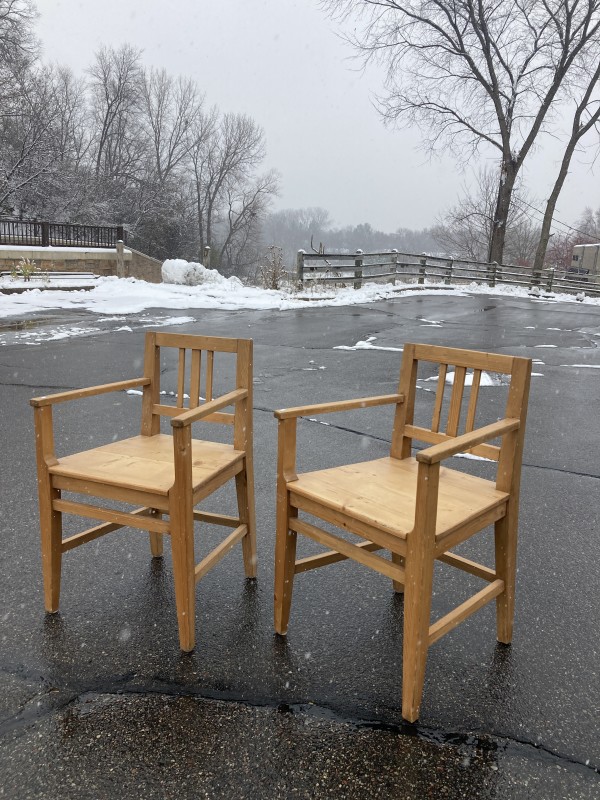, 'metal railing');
0,218,126,249
296,249,600,298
